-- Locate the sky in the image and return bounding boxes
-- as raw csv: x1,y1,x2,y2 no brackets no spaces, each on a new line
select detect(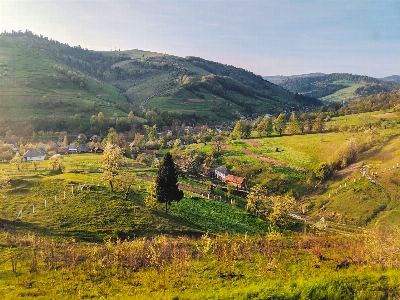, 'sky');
1,0,399,78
